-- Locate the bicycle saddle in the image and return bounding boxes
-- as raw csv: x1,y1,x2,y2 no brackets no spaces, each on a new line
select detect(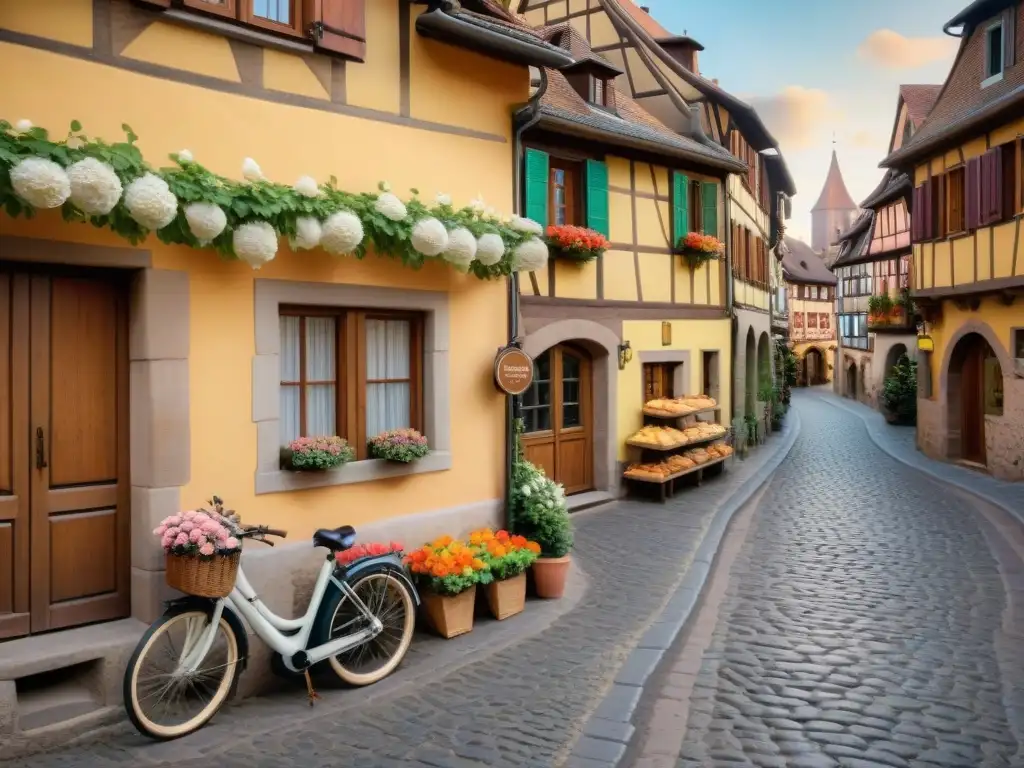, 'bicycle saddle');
313,525,356,551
